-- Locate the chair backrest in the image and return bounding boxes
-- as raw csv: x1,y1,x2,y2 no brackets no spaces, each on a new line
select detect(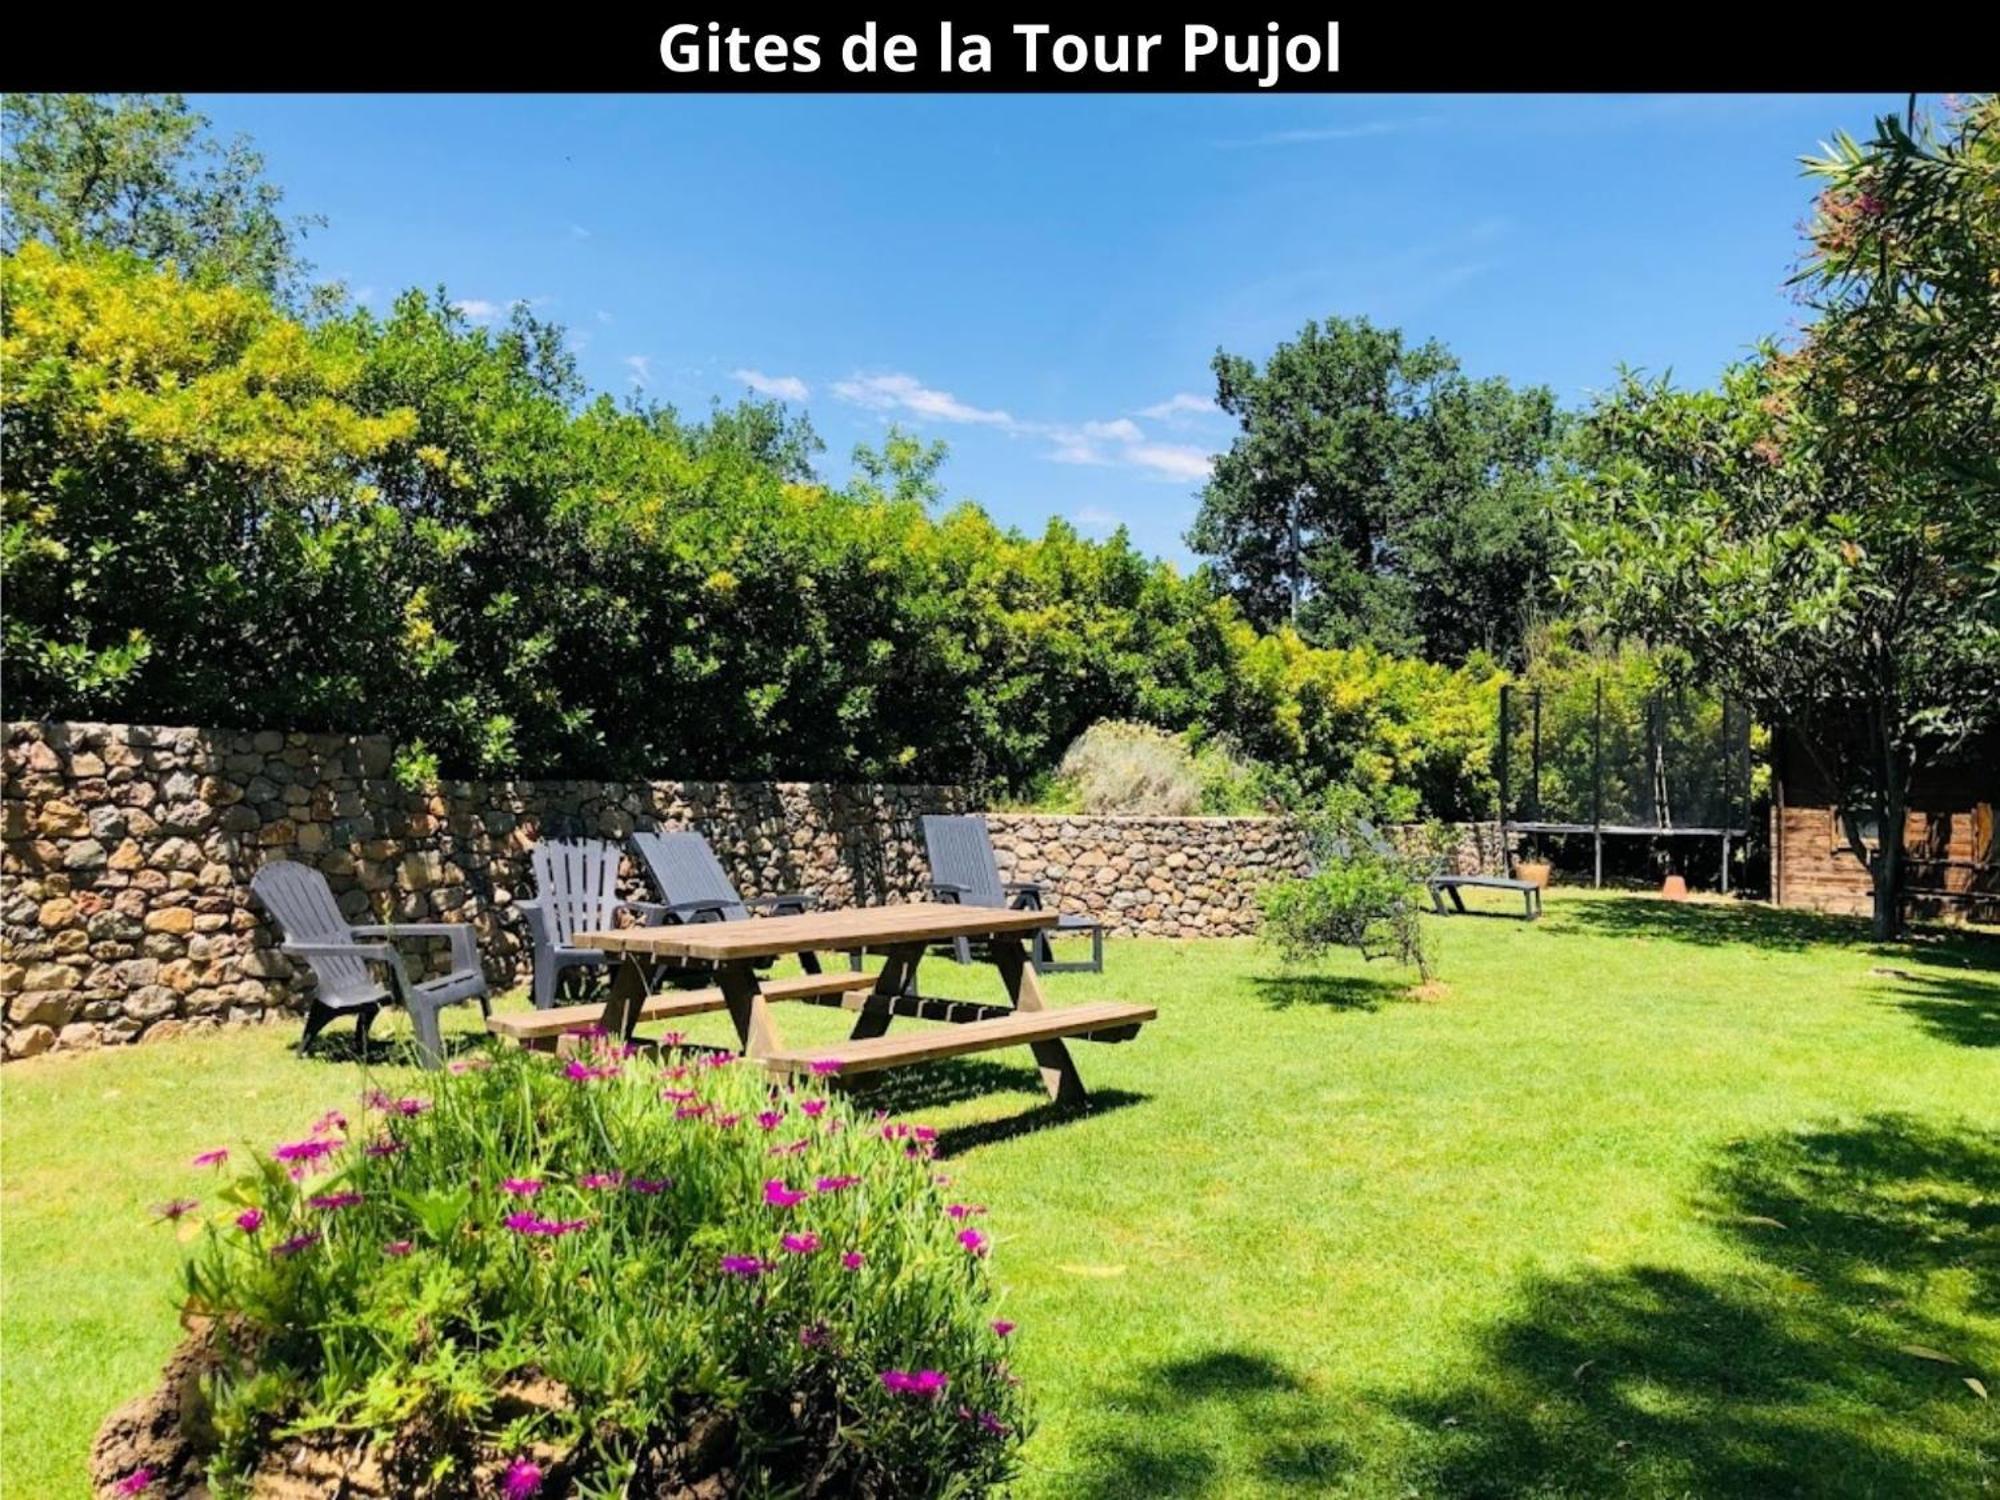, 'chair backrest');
921,814,1007,908
529,839,627,946
250,860,380,1006
630,830,748,922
